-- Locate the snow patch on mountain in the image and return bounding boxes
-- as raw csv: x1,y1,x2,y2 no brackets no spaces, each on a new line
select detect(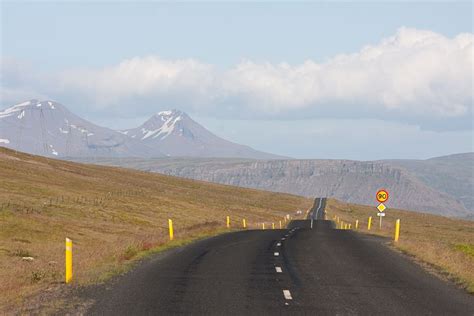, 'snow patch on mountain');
0,101,31,118
139,111,183,140
49,144,59,156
